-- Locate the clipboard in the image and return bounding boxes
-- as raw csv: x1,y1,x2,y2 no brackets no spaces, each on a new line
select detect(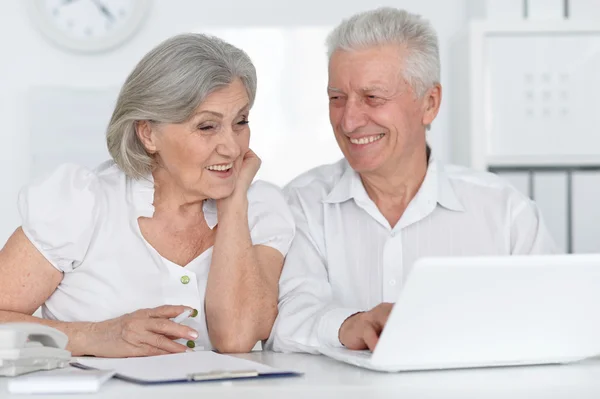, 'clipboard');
70,351,301,385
